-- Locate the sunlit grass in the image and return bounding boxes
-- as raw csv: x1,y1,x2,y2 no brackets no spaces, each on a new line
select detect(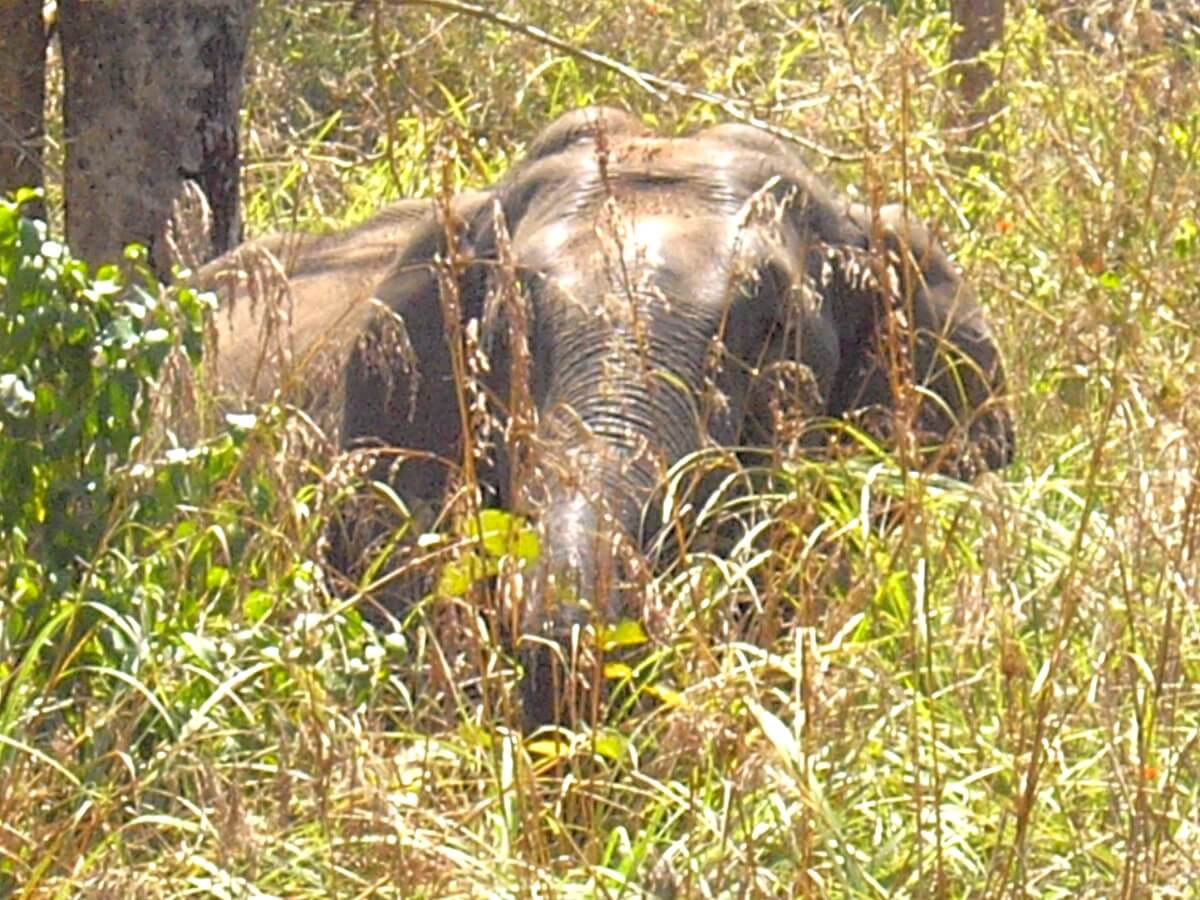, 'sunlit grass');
3,1,1199,896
